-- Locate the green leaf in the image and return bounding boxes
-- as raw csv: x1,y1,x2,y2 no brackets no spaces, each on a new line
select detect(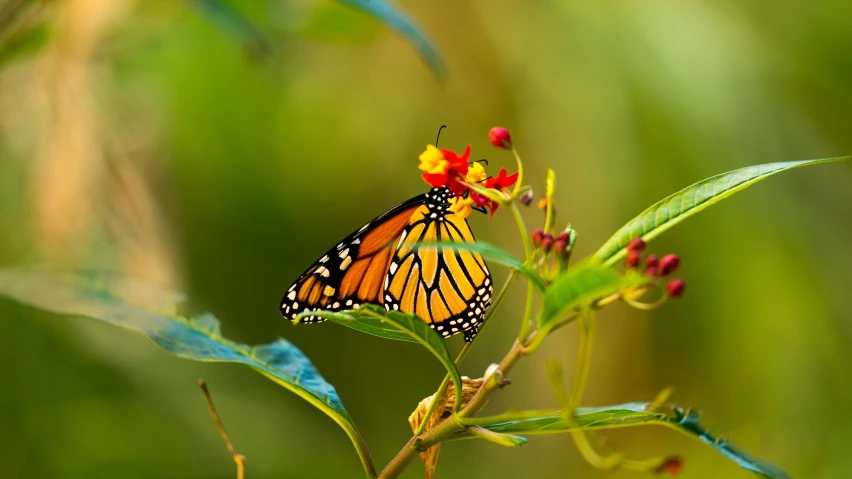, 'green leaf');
336,0,445,79
193,0,444,79
296,304,463,409
454,403,790,479
593,157,852,267
0,269,376,478
416,241,546,292
544,168,556,232
466,426,527,447
297,309,415,342
538,263,644,333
